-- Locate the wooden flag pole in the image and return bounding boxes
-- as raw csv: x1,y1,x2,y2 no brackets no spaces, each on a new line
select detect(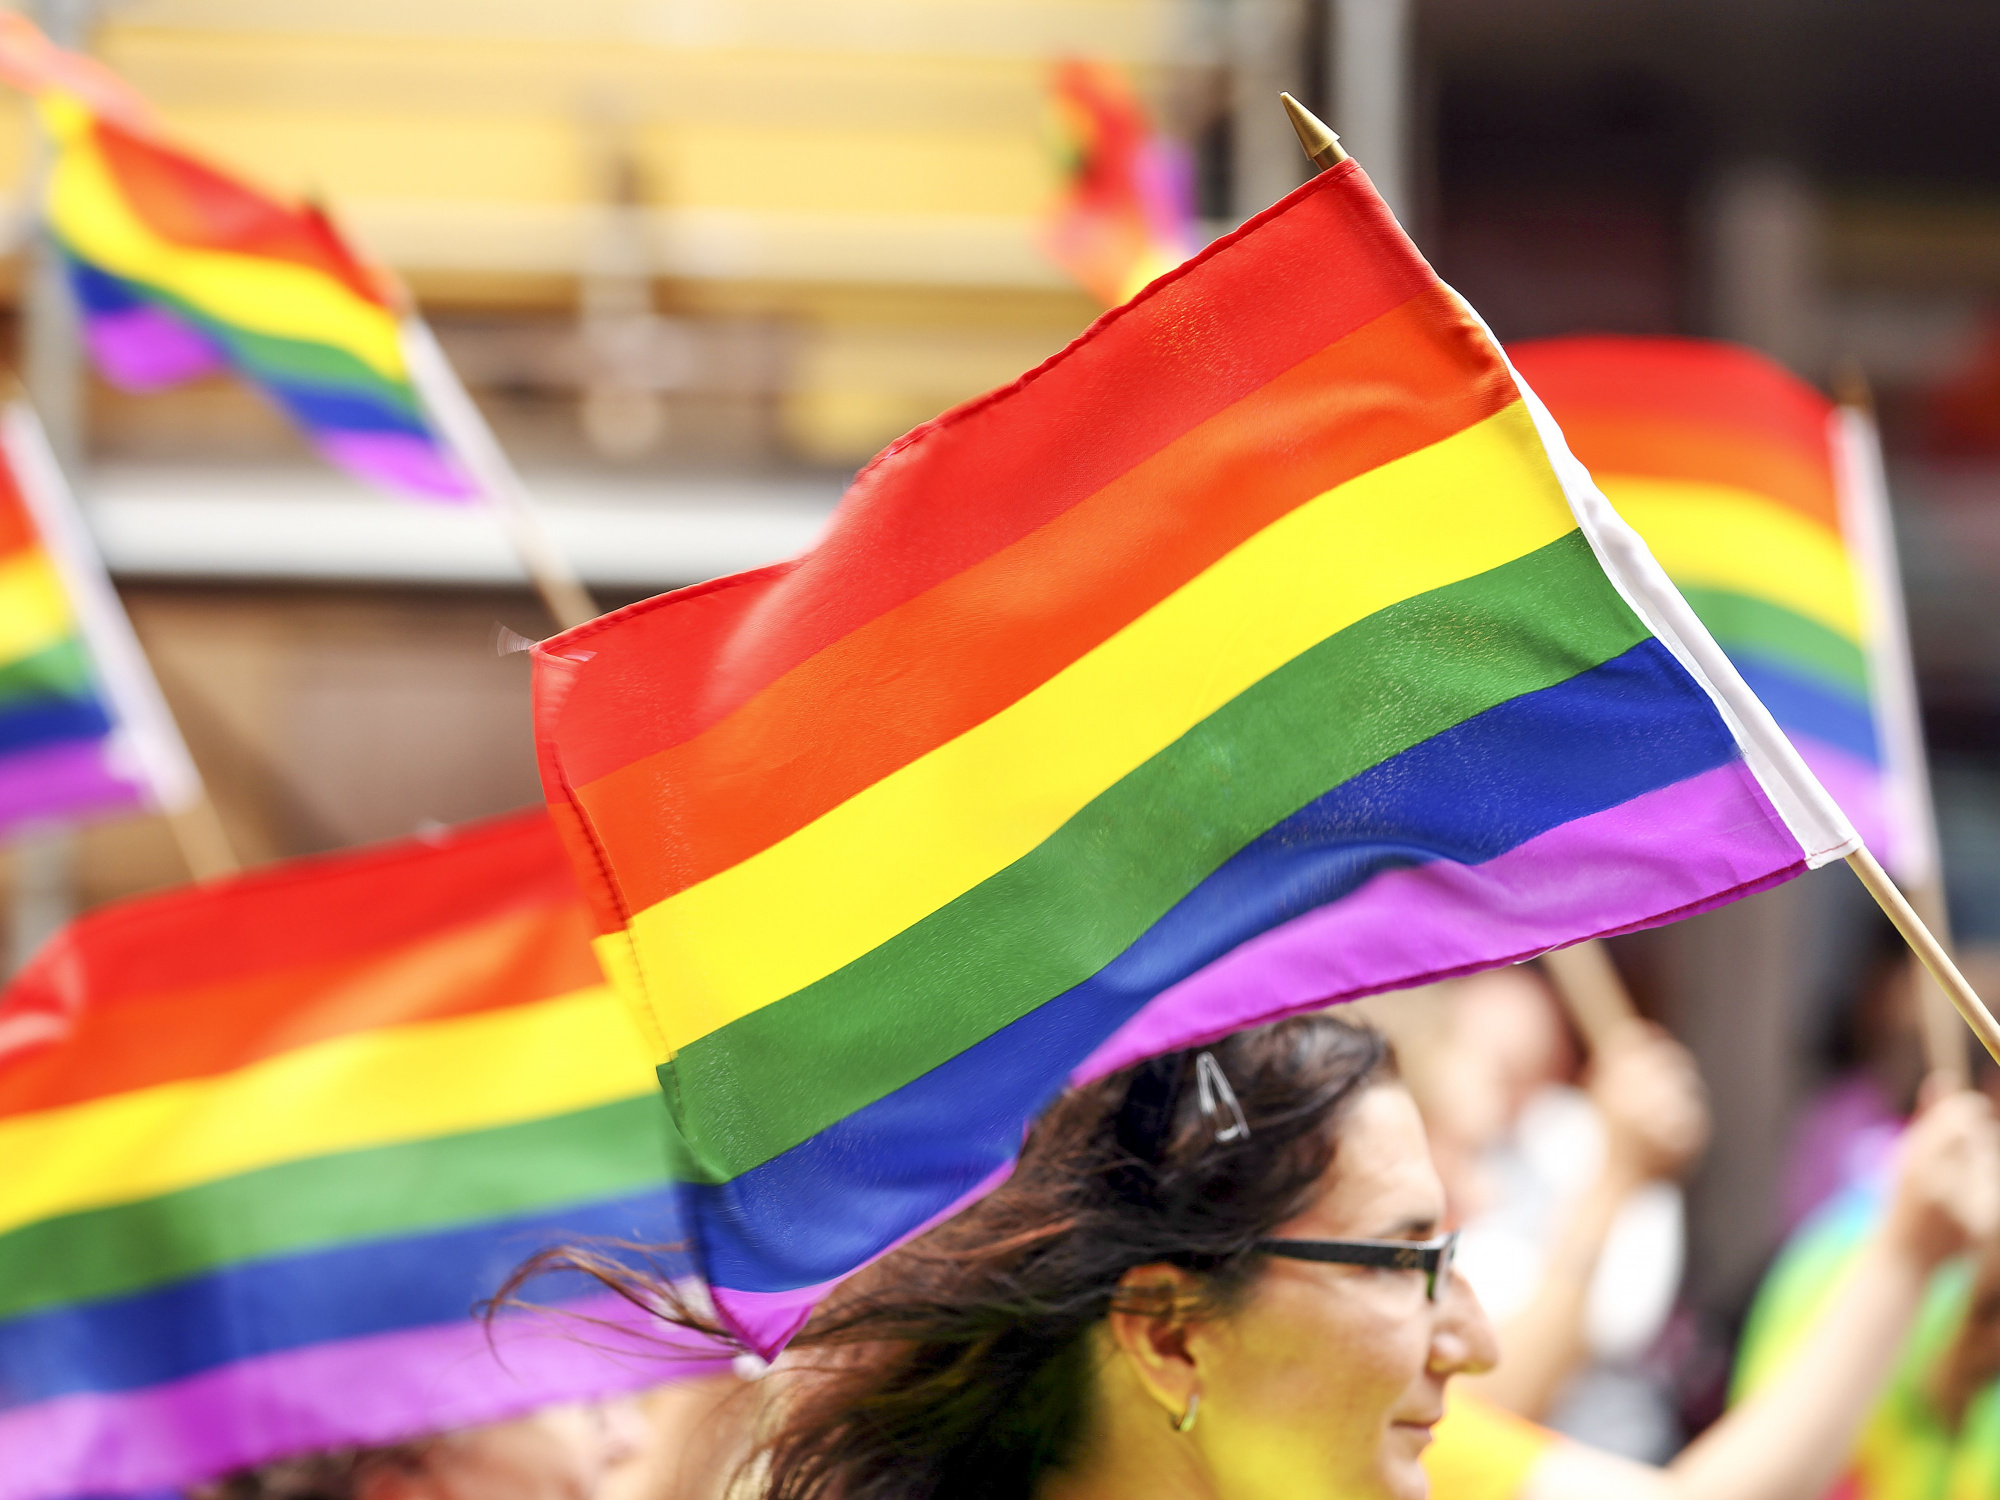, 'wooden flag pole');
165,796,237,882
1849,845,2000,1068
396,315,599,633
